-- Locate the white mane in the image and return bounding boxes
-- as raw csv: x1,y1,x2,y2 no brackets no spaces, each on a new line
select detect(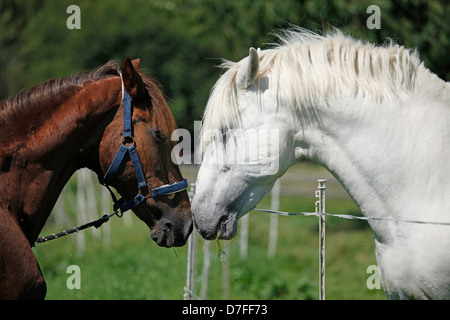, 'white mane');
201,28,425,147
